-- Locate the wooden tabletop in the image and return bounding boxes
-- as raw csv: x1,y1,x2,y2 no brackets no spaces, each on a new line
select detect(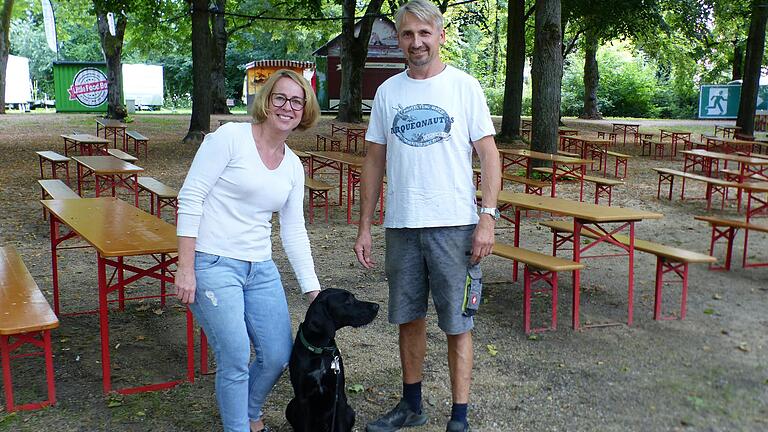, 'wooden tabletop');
499,148,592,164
36,150,70,162
659,129,691,134
41,197,177,257
306,151,365,166
703,135,756,146
96,118,127,128
680,149,768,165
60,133,110,144
562,135,612,145
496,191,663,222
72,155,144,174
0,246,59,335
612,123,640,127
